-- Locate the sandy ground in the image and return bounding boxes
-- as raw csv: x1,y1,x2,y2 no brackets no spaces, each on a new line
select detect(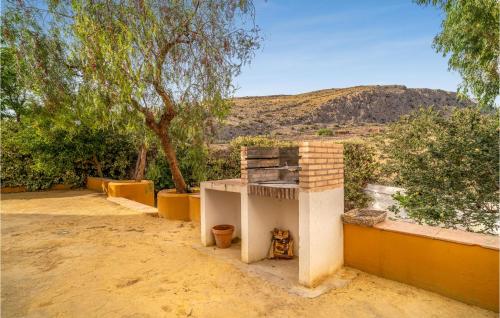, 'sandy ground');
1,190,496,318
